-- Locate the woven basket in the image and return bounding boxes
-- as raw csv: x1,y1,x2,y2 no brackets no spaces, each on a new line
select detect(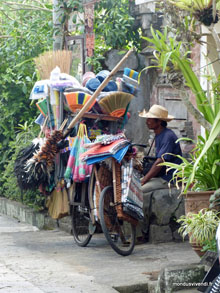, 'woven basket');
95,164,112,219
115,162,138,226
